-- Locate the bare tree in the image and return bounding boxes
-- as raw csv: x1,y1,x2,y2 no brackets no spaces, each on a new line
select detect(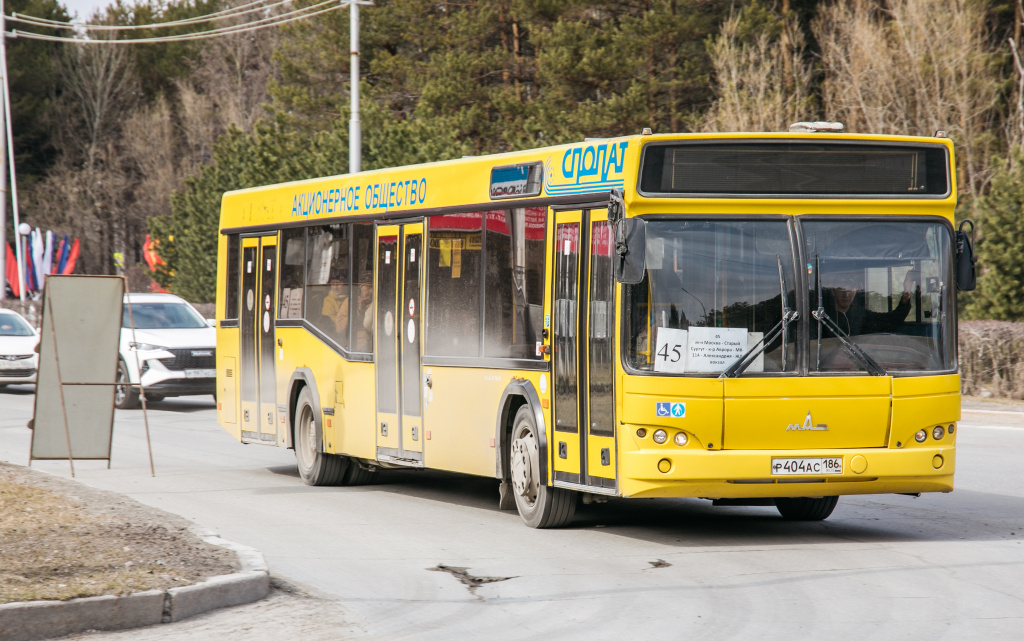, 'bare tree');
815,0,1002,204
703,9,815,133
